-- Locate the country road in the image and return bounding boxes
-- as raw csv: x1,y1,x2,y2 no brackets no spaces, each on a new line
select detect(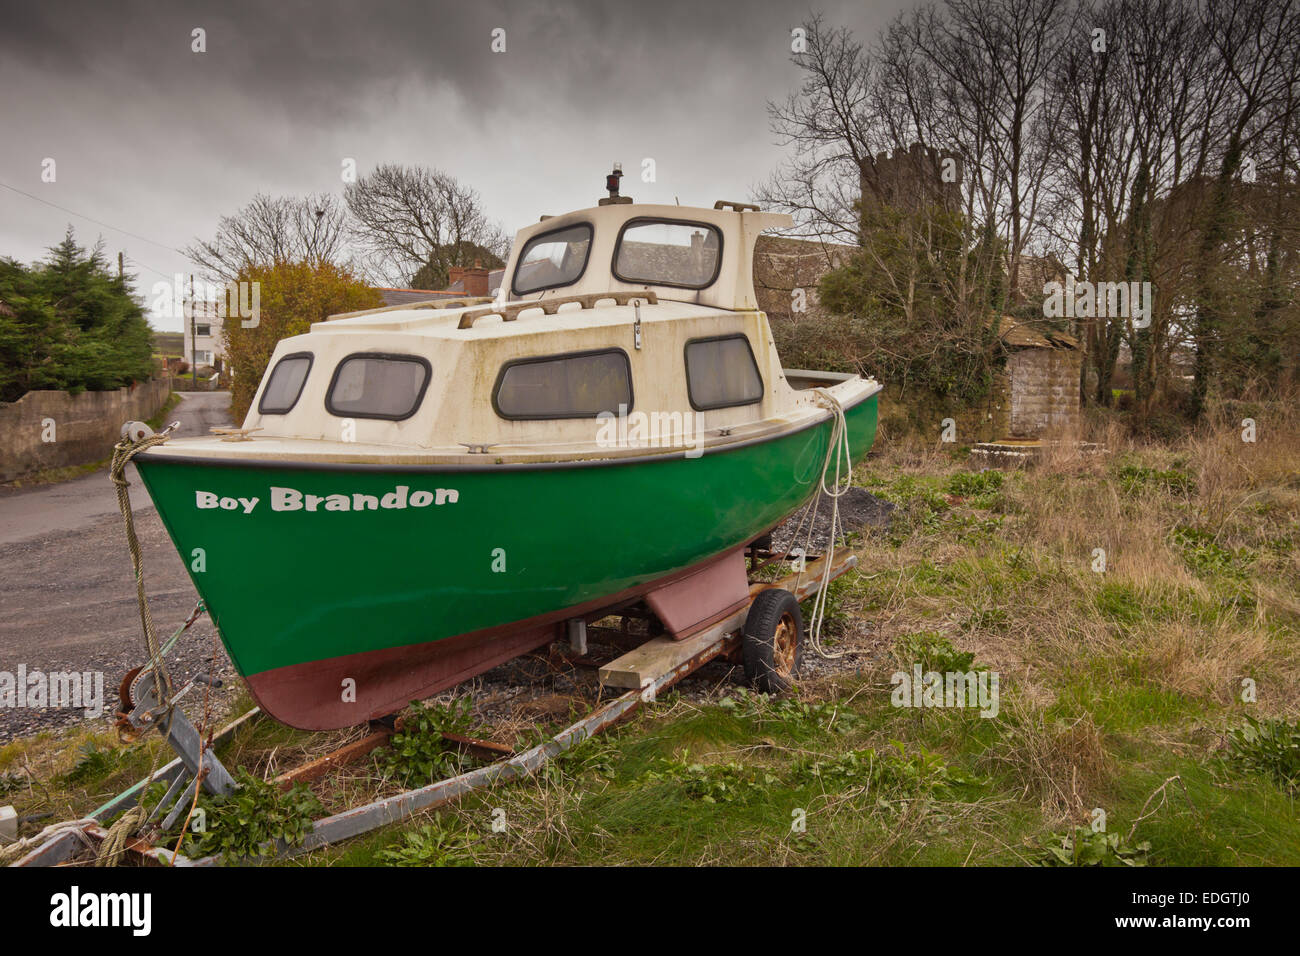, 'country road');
0,391,239,742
